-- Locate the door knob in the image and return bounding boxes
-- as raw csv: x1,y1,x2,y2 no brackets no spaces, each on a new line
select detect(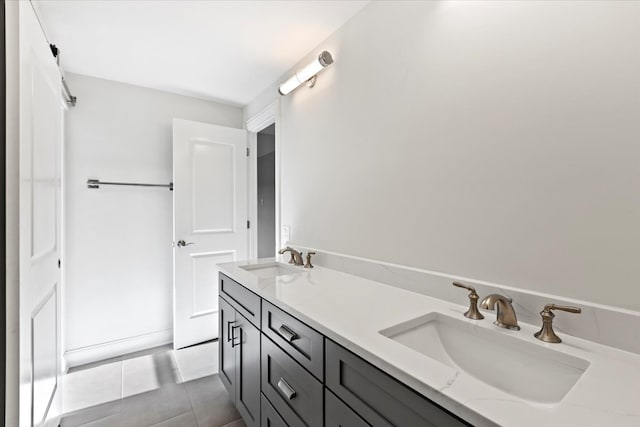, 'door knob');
176,240,195,247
